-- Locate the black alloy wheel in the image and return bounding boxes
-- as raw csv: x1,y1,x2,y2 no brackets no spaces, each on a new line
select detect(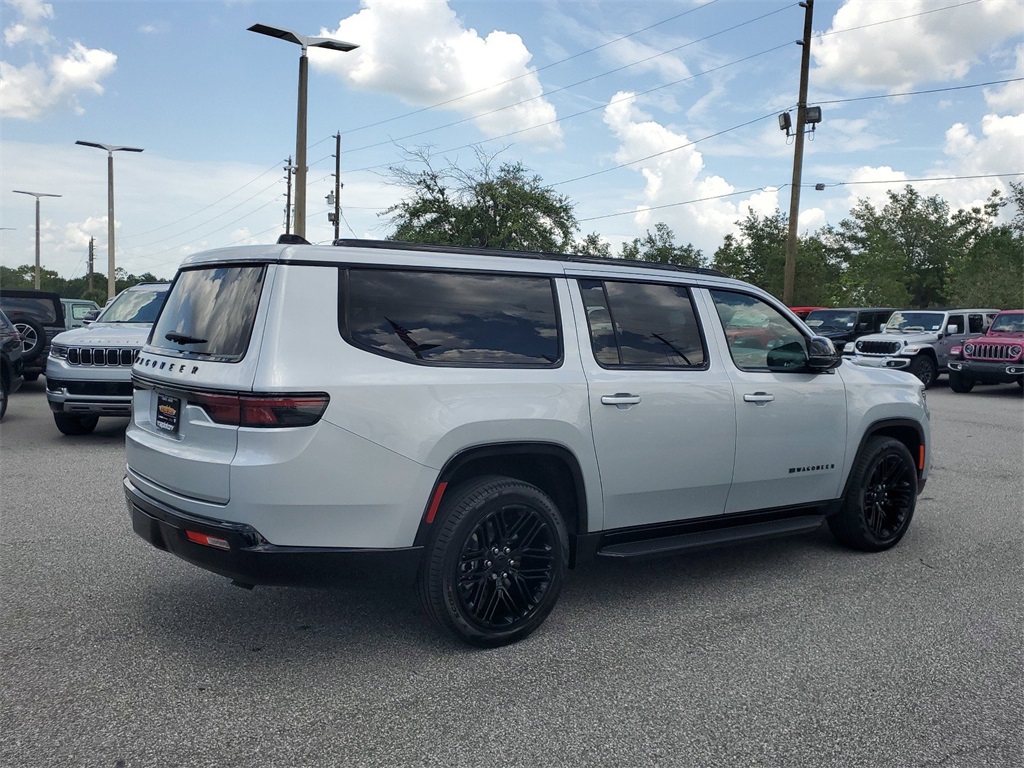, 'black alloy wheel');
948,371,975,393
14,319,45,360
419,476,569,647
909,354,937,388
53,412,99,435
829,436,917,552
